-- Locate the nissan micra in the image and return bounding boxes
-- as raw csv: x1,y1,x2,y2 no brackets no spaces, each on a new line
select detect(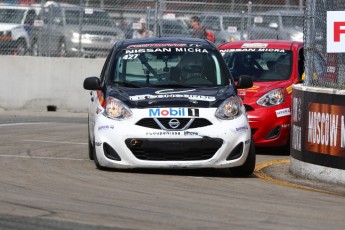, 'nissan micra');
83,37,255,176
